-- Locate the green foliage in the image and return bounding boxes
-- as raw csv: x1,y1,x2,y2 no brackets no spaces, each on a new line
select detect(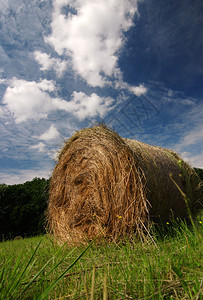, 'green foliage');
194,167,203,181
0,219,202,299
0,178,49,241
